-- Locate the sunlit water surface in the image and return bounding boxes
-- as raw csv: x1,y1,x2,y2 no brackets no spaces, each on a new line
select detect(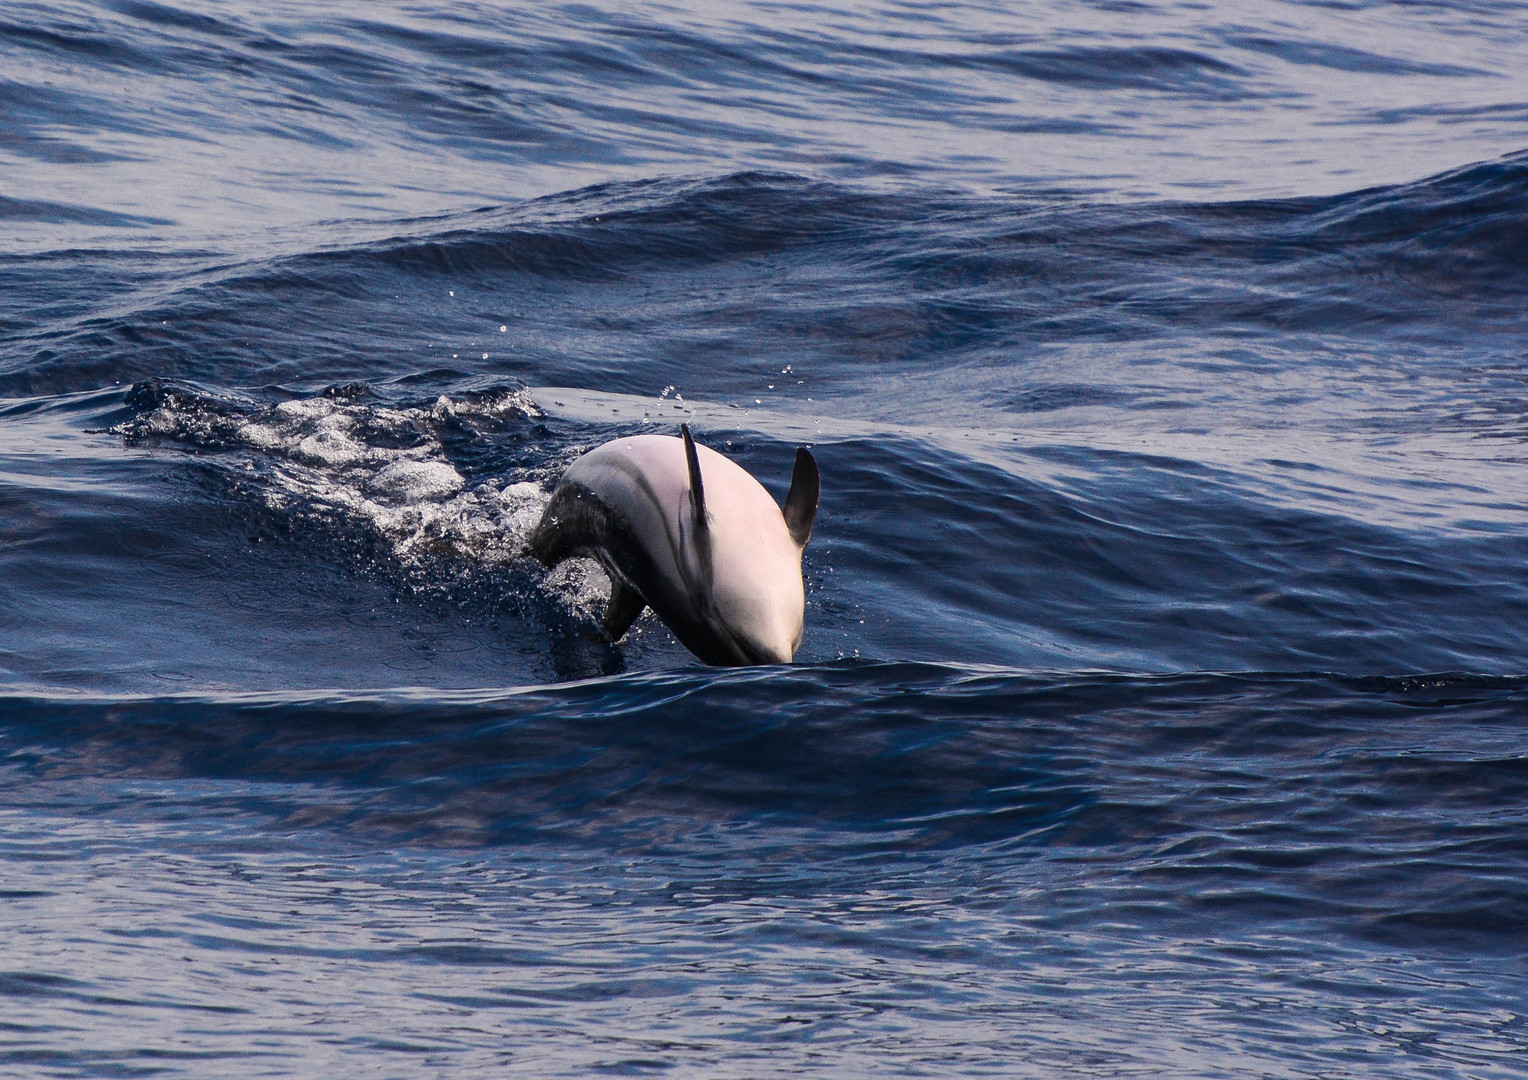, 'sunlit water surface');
3,1,1528,1075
